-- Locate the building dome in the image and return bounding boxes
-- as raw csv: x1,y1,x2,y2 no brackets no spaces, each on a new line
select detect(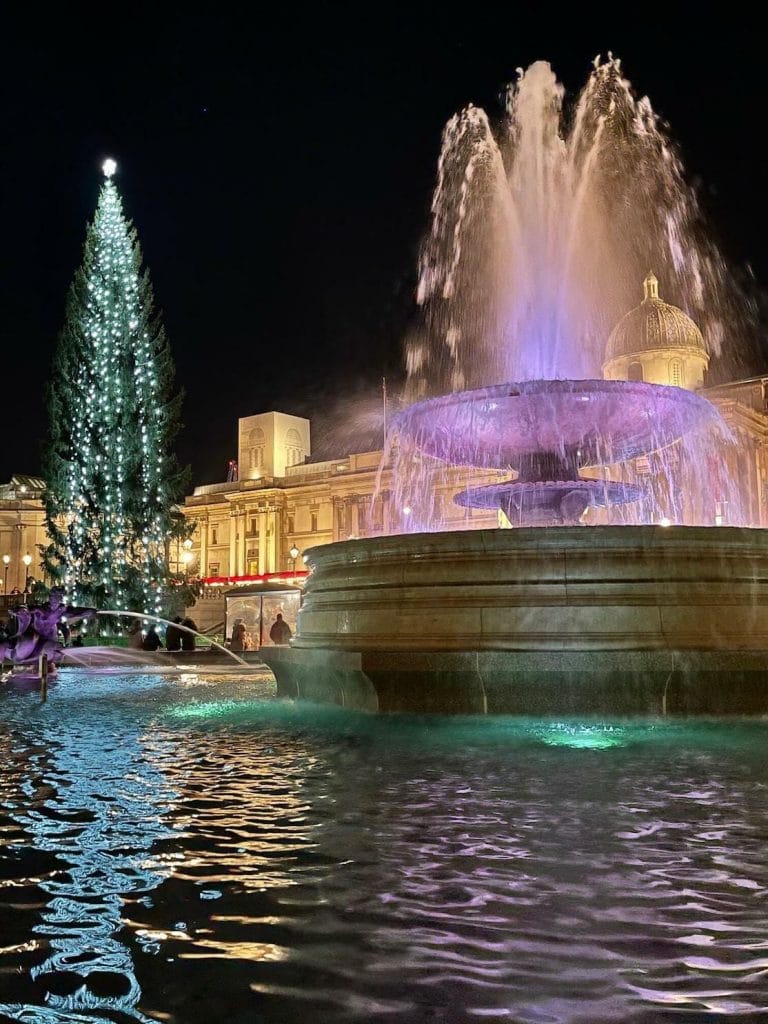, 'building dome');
606,272,706,361
603,273,709,391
